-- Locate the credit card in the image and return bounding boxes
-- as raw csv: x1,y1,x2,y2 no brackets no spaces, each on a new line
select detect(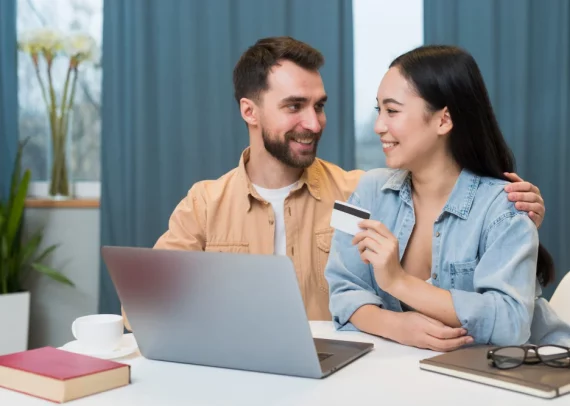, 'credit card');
330,200,371,236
